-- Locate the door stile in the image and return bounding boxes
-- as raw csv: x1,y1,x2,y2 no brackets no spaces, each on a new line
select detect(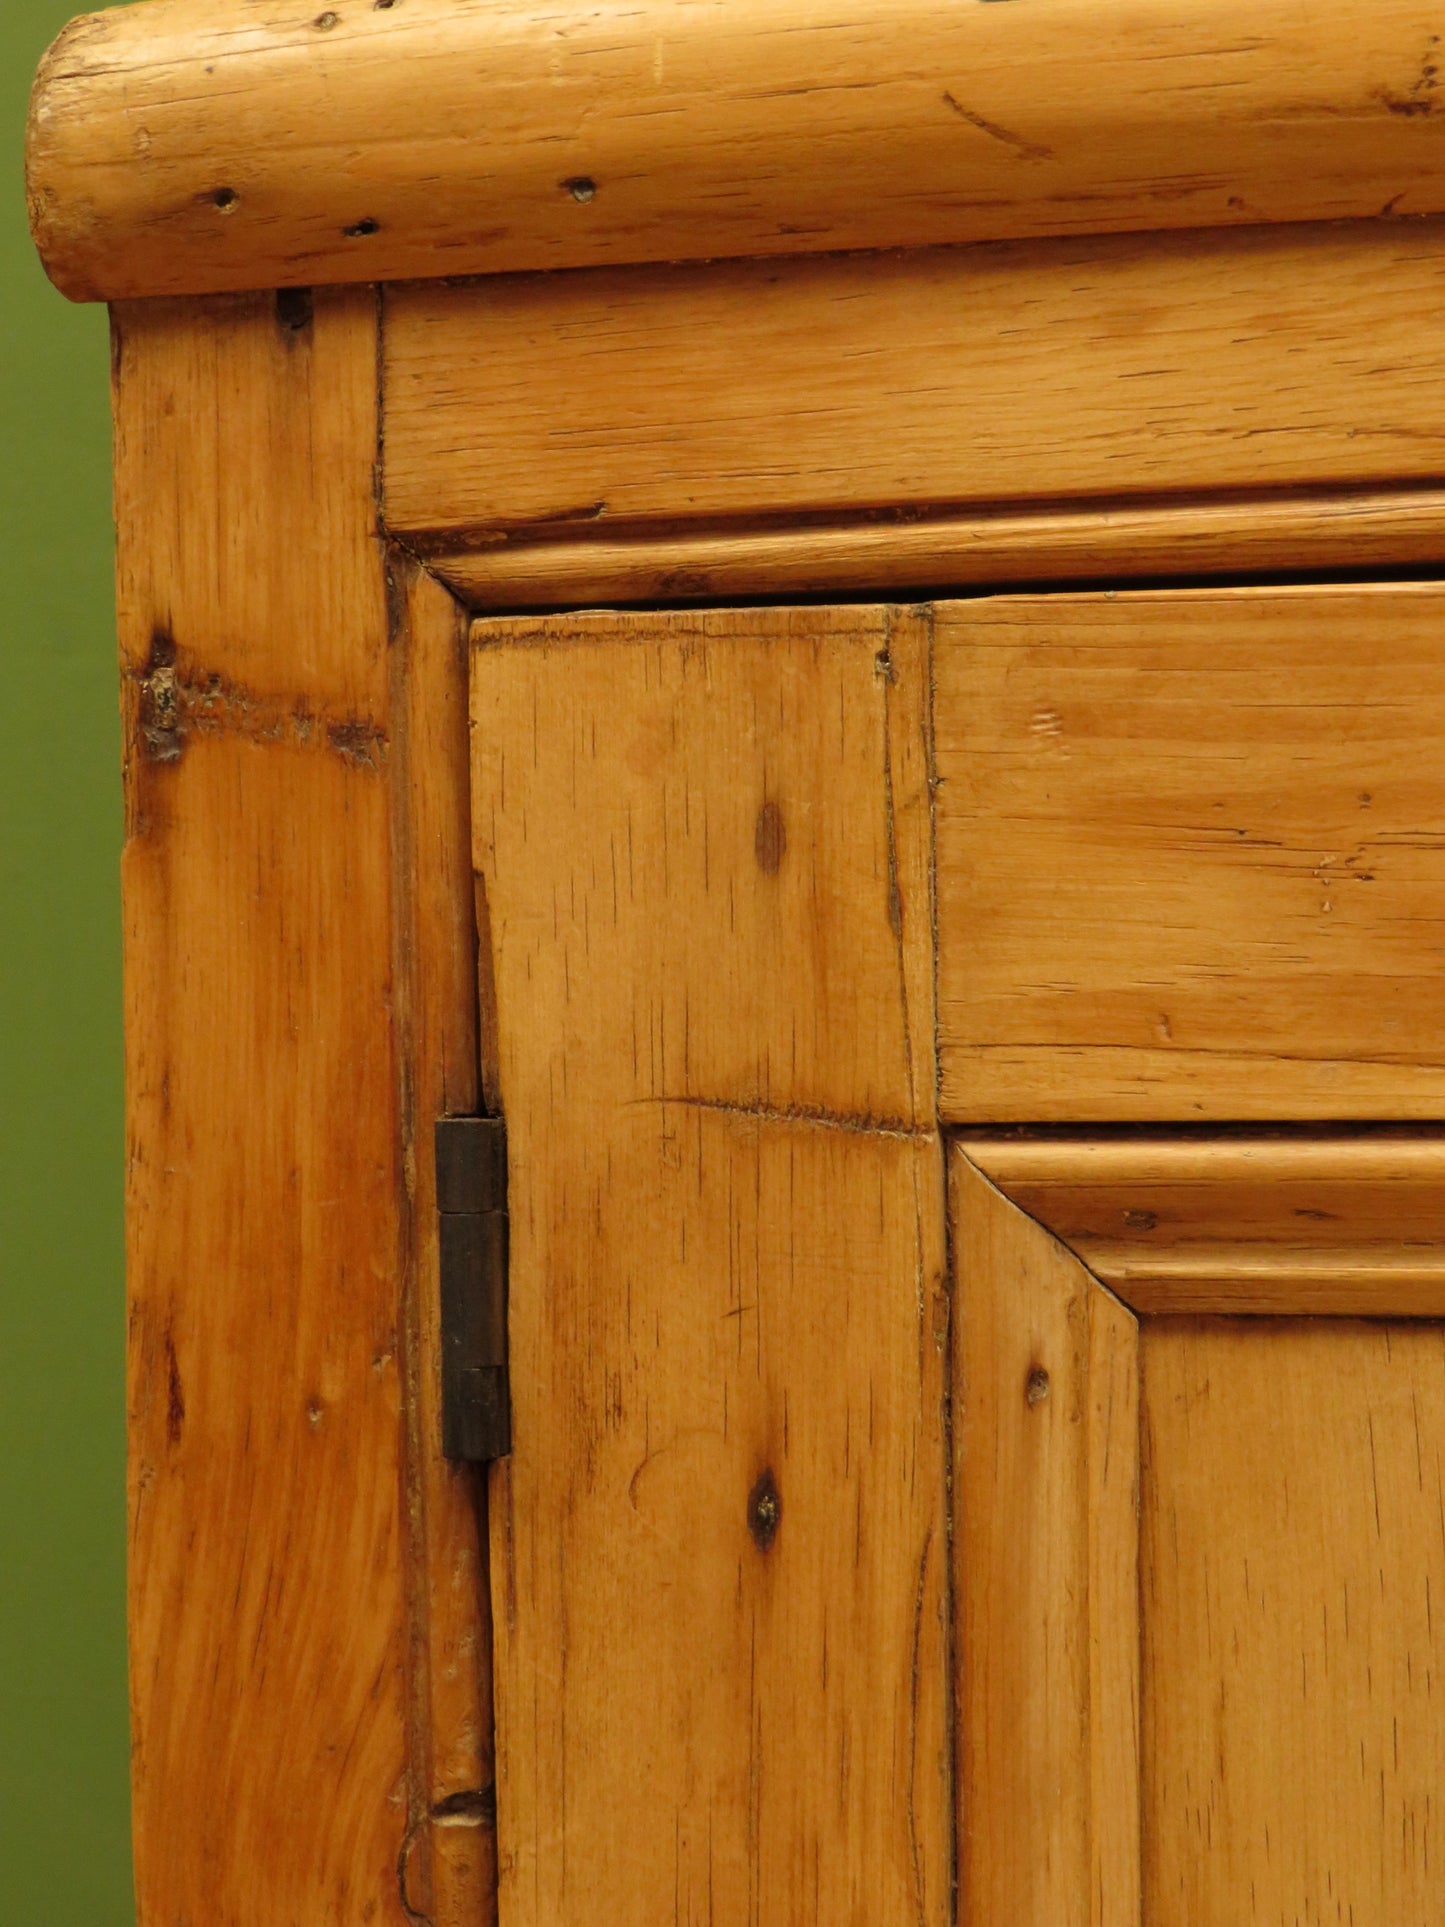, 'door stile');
470,603,953,1925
